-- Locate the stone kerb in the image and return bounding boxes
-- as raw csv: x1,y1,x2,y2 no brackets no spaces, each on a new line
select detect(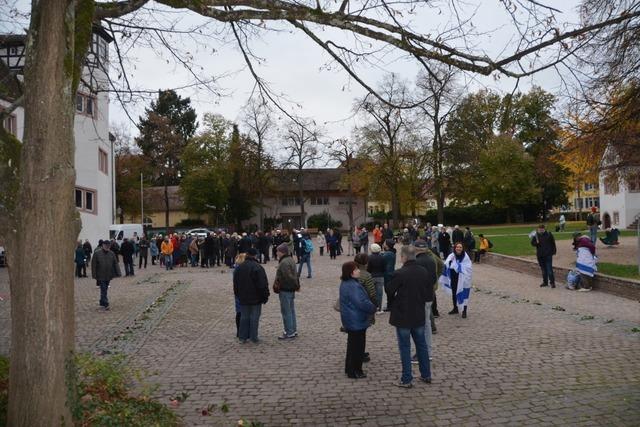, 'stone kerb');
483,252,640,300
